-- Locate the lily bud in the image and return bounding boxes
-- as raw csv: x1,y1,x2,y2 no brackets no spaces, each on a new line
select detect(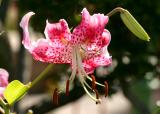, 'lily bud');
120,9,150,41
